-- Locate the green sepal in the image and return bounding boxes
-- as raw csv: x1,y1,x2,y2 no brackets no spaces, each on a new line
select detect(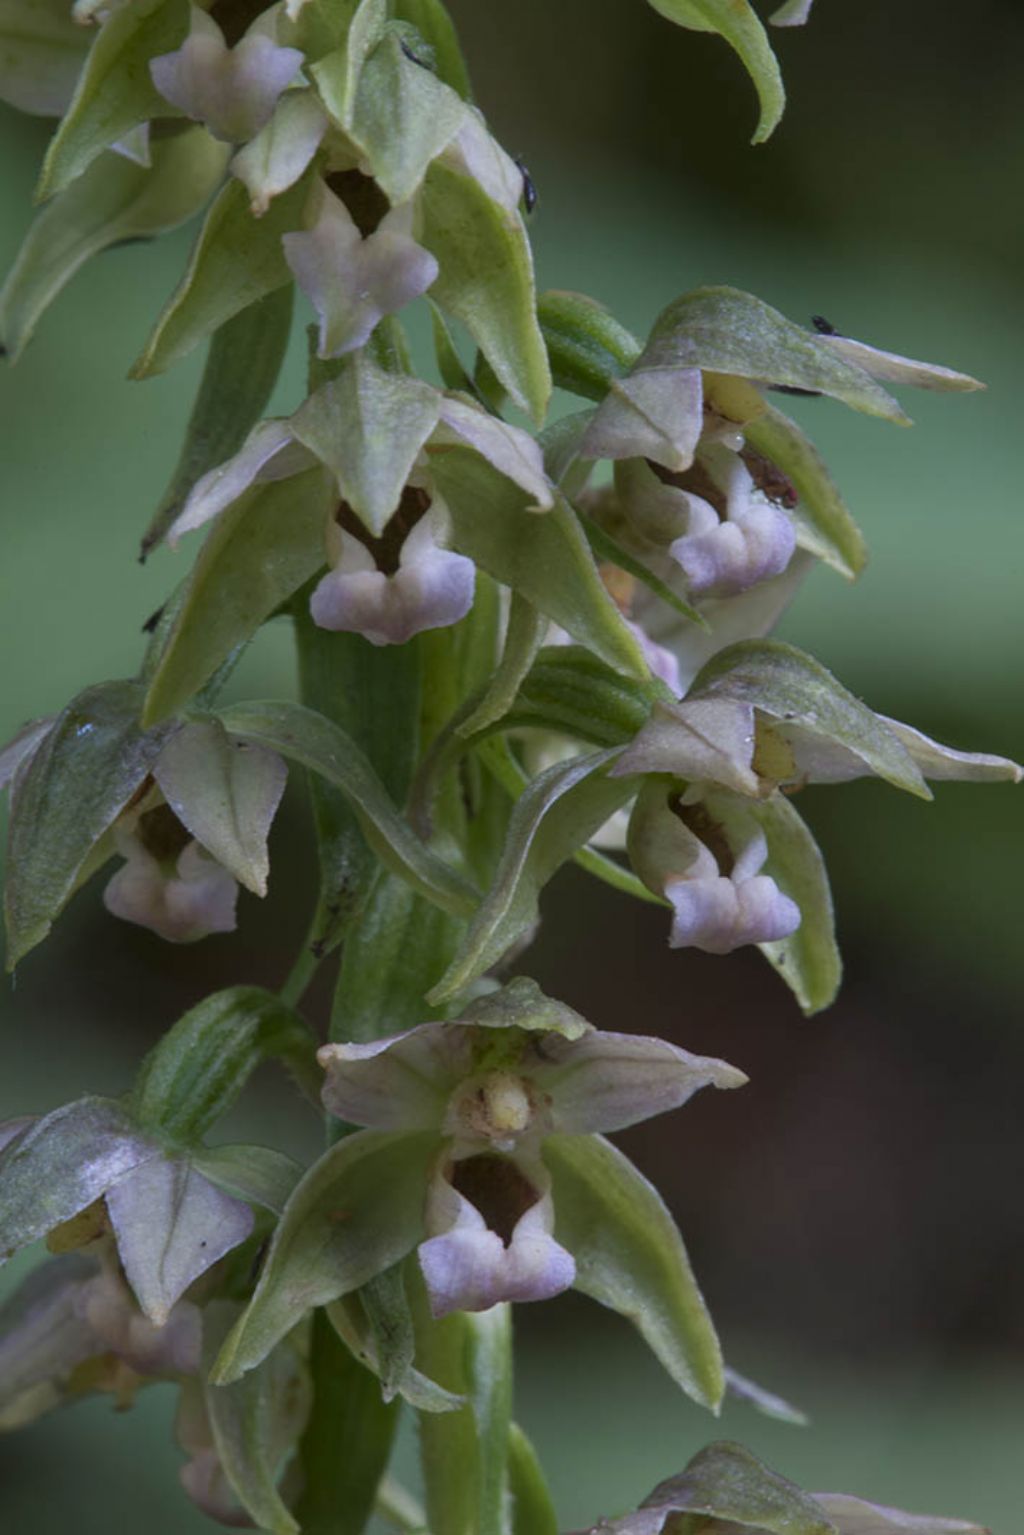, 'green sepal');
0,0,89,117
4,678,176,968
37,0,190,198
214,699,478,918
537,288,640,401
640,1440,837,1534
419,157,550,422
131,986,320,1144
427,748,638,1003
393,0,472,99
704,788,840,1016
350,29,466,204
192,1144,303,1215
690,640,931,798
545,1132,724,1410
641,286,909,422
202,1303,312,1535
294,1307,400,1535
142,466,334,725
212,1130,440,1384
294,608,421,965
141,284,295,559
1,128,228,363
509,1423,559,1535
644,0,785,145
310,0,387,130
459,975,590,1040
744,403,866,579
132,170,314,378
429,449,649,680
